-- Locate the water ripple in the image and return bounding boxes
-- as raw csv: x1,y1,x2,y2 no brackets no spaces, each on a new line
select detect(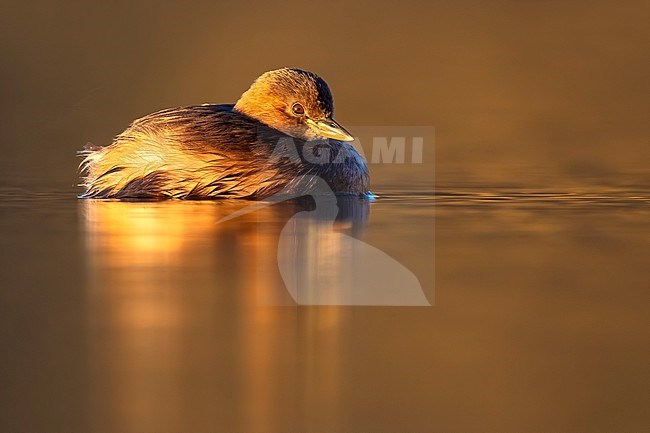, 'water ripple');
376,190,650,208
